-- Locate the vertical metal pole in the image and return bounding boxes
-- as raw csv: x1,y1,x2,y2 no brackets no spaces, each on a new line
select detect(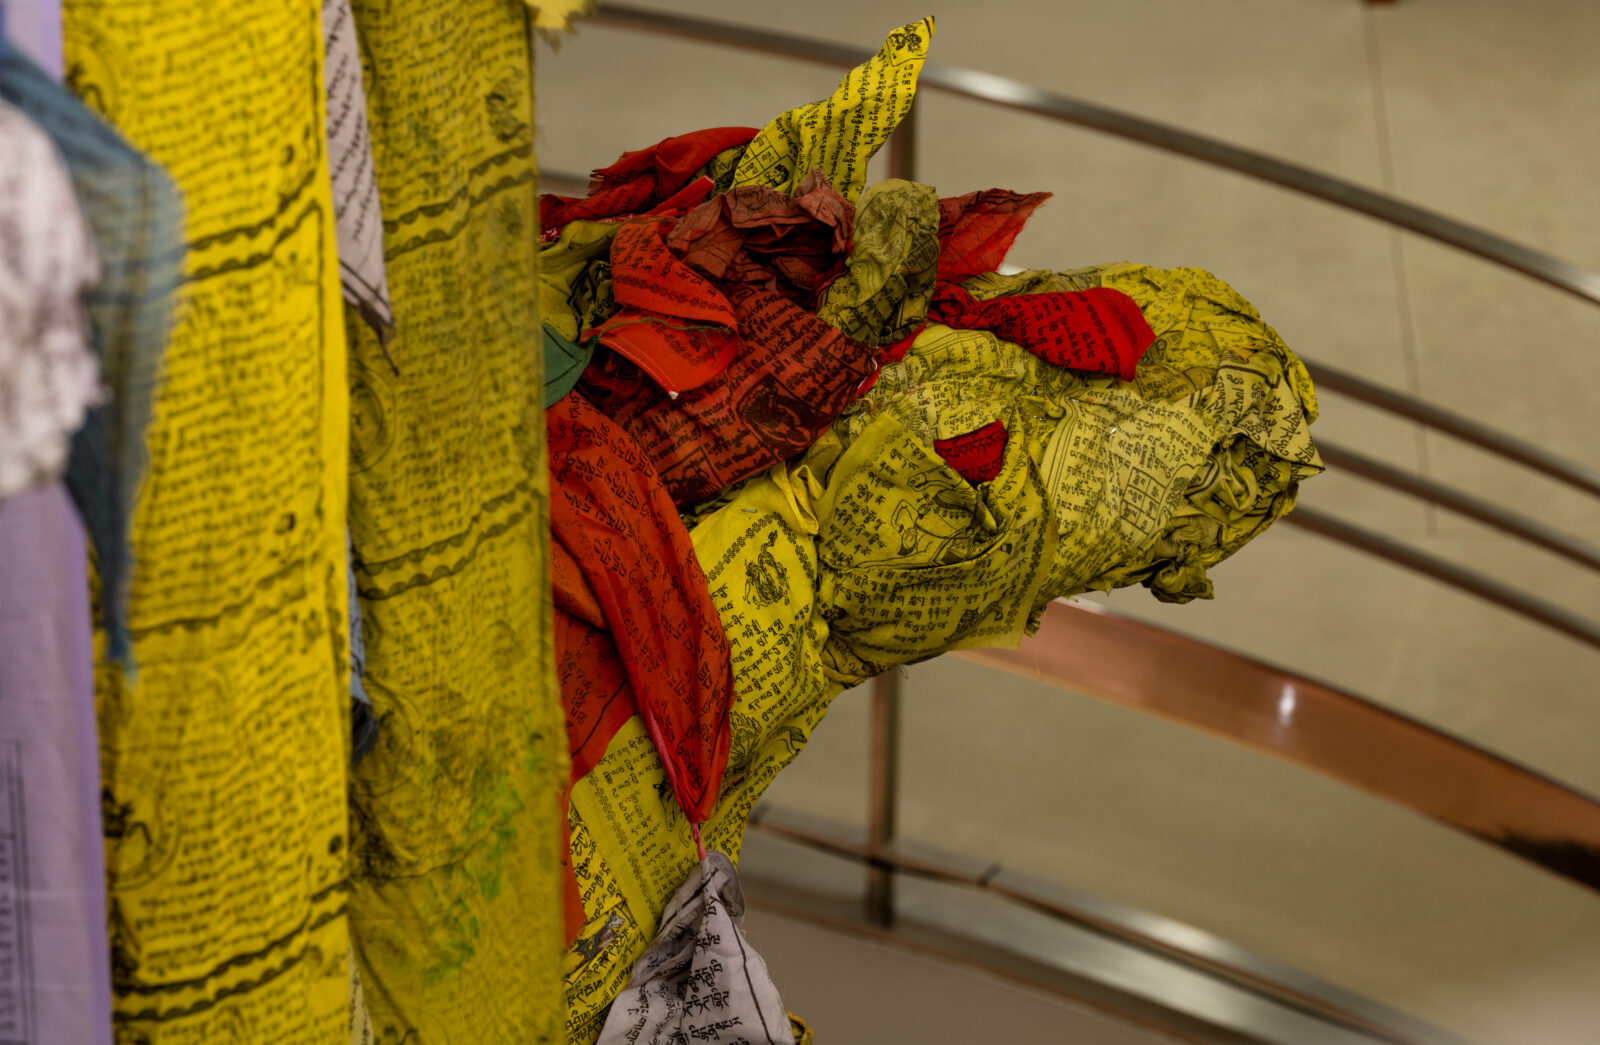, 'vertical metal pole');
865,669,901,927
887,99,919,183
865,102,916,929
